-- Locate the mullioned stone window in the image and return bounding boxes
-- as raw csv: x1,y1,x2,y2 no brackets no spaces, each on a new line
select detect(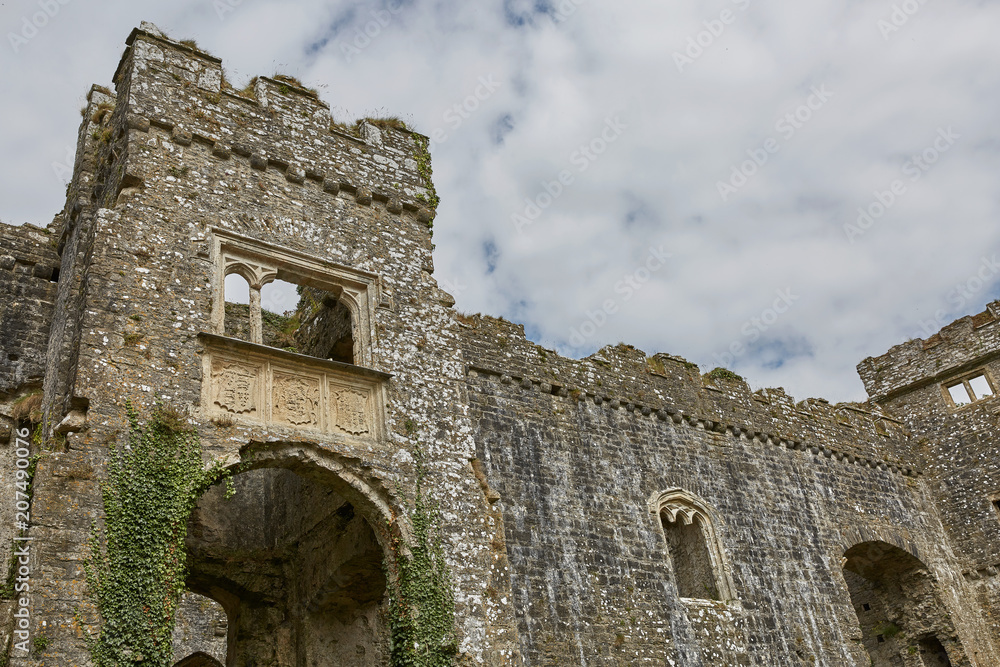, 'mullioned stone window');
942,371,994,408
649,489,735,602
200,228,389,438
